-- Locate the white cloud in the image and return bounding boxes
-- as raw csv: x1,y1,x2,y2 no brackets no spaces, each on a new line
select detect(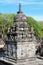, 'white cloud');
32,16,43,21
0,0,43,5
0,0,18,4
19,1,43,5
